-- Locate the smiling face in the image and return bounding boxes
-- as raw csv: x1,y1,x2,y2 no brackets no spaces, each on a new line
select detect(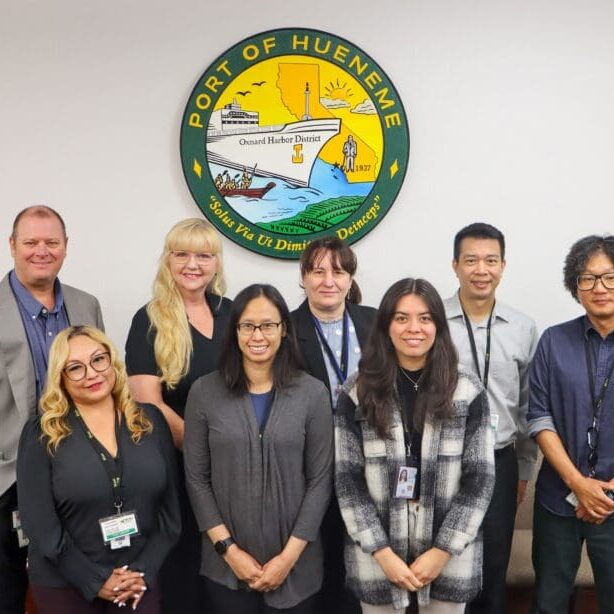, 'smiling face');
577,251,614,331
61,335,116,409
302,249,353,319
453,237,505,303
388,293,437,370
237,296,285,370
10,213,67,291
168,247,217,298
